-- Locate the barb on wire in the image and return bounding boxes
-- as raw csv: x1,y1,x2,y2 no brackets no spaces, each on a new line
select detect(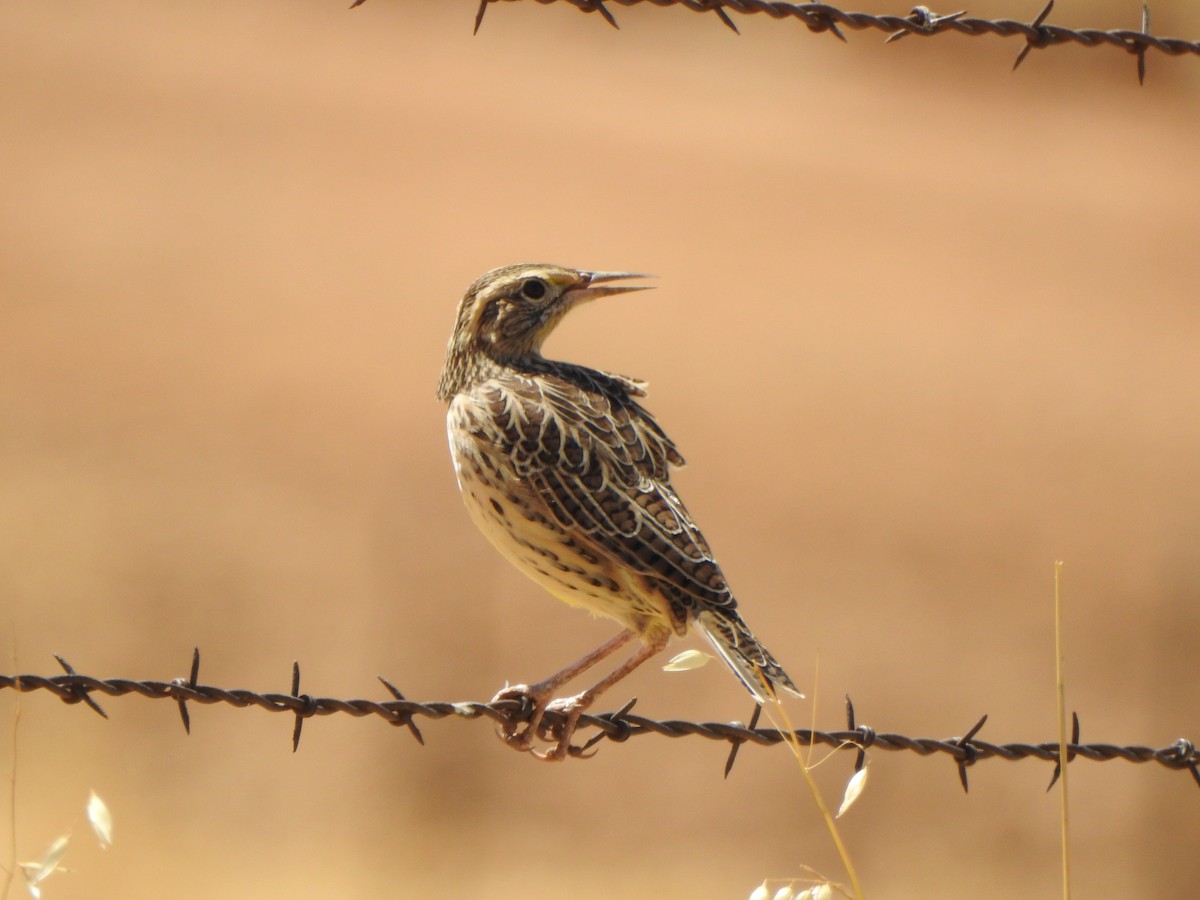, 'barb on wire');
290,661,313,753
952,713,989,793
1135,3,1152,85
52,653,107,719
2,653,1199,787
378,676,426,745
1046,710,1081,791
845,694,871,773
885,6,967,44
724,702,763,778
1011,0,1055,71
171,647,201,734
349,0,1200,82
